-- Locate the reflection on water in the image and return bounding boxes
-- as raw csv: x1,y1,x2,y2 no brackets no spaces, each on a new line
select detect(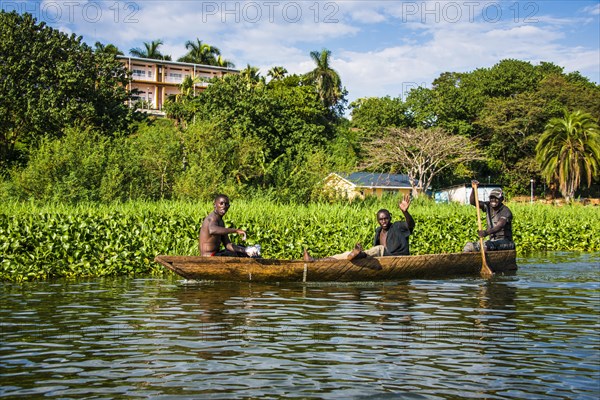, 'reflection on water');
1,252,598,399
